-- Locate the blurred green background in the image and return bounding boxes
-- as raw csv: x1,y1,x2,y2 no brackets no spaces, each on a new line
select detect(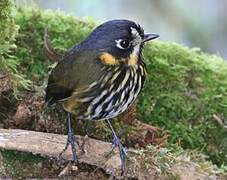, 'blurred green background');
17,0,227,59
